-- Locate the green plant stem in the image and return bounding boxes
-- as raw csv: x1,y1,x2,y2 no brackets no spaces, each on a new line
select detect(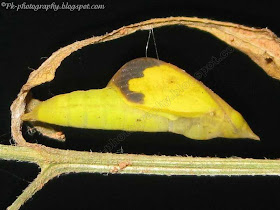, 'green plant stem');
1,144,280,176
7,165,53,210
1,143,280,209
